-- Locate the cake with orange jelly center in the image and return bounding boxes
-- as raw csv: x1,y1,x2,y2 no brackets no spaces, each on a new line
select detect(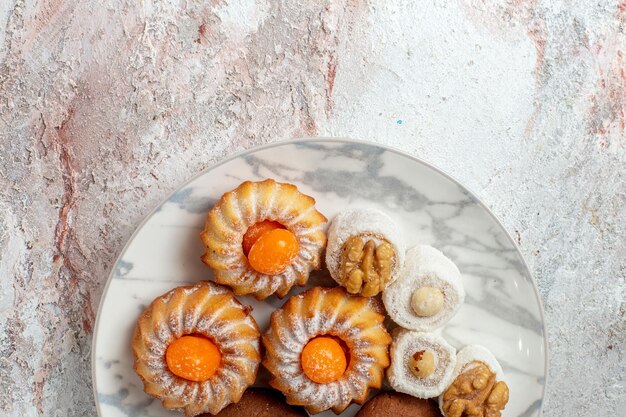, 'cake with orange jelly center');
132,281,261,417
262,286,392,414
201,179,327,299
